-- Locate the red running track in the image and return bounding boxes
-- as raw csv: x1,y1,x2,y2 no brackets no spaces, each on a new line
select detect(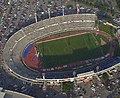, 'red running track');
24,45,41,70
